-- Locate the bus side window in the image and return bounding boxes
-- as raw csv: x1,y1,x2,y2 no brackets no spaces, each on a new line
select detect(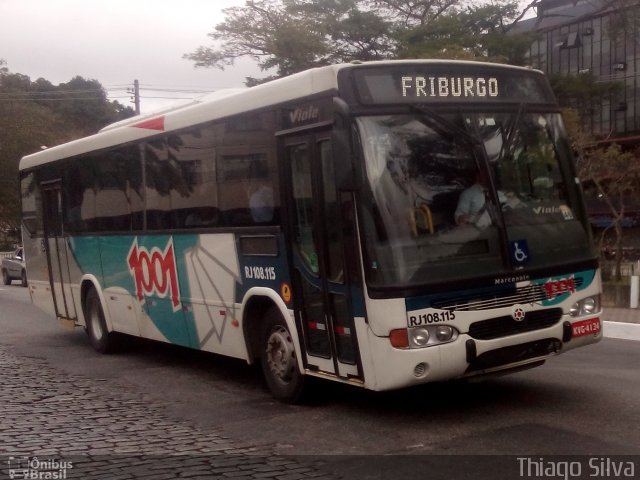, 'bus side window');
184,207,220,227
217,151,278,227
